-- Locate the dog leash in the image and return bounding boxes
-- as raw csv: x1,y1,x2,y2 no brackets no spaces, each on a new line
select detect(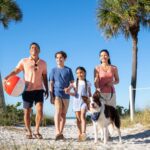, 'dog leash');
99,86,114,101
